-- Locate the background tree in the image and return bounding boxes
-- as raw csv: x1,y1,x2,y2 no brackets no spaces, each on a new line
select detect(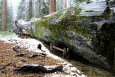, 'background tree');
33,0,43,17
34,0,49,17
64,0,67,8
0,0,13,31
17,0,49,20
56,0,64,11
17,0,81,20
49,0,56,14
0,0,2,30
17,0,29,20
6,3,13,31
29,0,32,20
2,0,7,31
